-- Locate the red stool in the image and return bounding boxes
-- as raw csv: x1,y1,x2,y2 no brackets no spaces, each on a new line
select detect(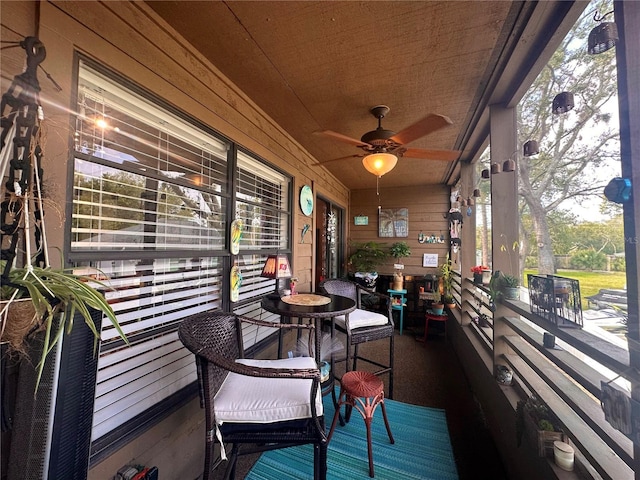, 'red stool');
417,310,448,344
327,371,394,477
